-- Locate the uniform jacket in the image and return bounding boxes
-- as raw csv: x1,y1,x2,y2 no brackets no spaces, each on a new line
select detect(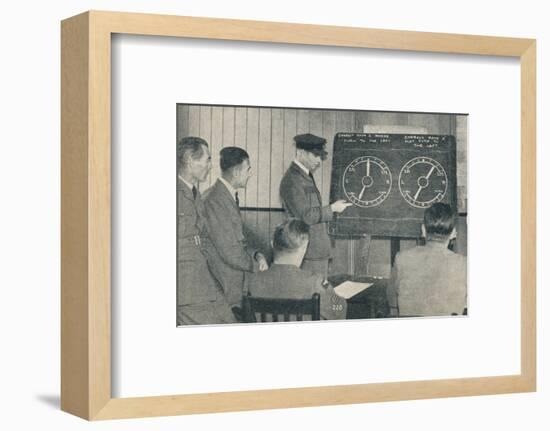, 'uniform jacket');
280,162,333,260
203,179,258,306
177,177,222,306
387,241,467,316
244,263,347,320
